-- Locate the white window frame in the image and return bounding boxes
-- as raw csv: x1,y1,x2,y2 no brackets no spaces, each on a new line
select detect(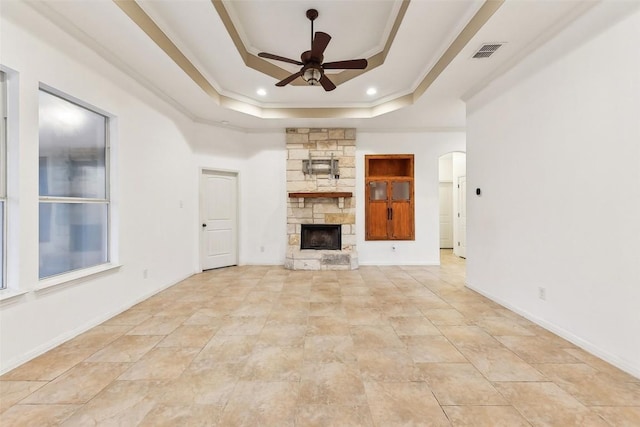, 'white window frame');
0,65,22,300
0,70,7,290
38,84,119,289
